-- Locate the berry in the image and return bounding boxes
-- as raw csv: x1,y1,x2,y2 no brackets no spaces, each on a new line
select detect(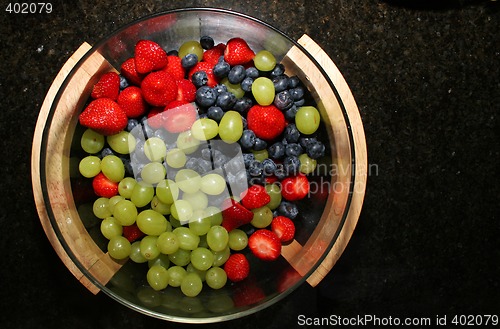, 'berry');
247,104,285,141
283,123,300,143
91,71,120,100
223,253,249,282
288,75,301,88
175,79,197,103
92,172,118,198
202,43,226,65
281,174,310,201
285,143,303,157
117,86,147,118
162,103,197,133
239,129,256,149
140,71,178,107
122,223,146,243
213,59,231,78
271,216,295,243
188,61,218,87
207,106,224,121
146,107,165,130
215,91,237,110
180,53,198,70
272,75,289,93
191,70,208,88
245,67,259,79
268,141,285,159
221,198,254,232
119,75,129,90
196,85,217,107
200,35,215,50
134,39,168,74
290,86,305,101
248,229,281,261
79,98,128,136
233,97,253,113
306,140,326,159
269,63,285,79
228,65,246,84
224,37,255,66
274,90,294,110
283,156,301,176
253,138,267,151
120,57,146,86
240,184,271,209
240,77,253,92
164,55,185,81
261,158,277,175
278,201,299,219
